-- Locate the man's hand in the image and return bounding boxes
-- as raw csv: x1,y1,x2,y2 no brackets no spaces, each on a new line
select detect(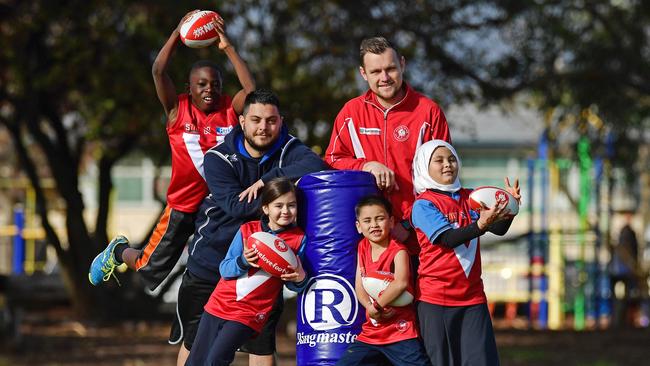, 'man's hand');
362,161,399,192
238,179,265,203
